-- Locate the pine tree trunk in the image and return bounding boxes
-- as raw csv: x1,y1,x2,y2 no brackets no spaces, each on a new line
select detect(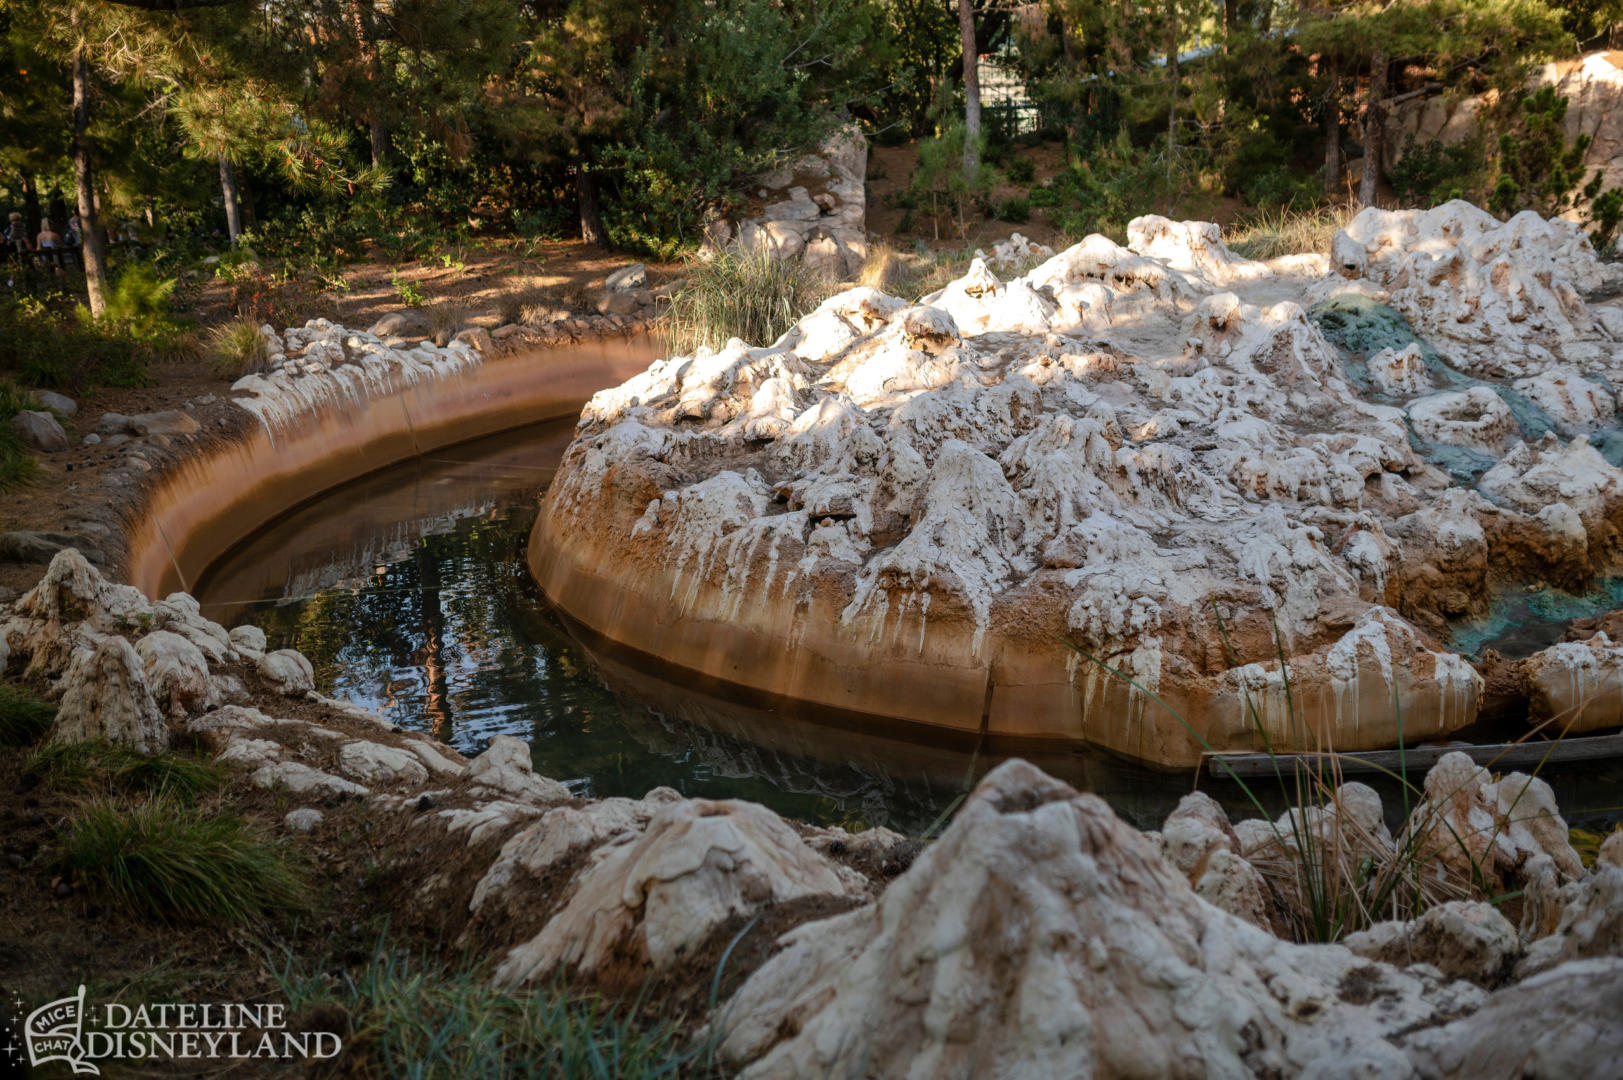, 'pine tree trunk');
576,168,607,247
72,48,108,319
219,152,243,242
350,0,388,169
1166,3,1180,198
1360,50,1388,208
21,173,41,239
958,0,981,178
1323,55,1341,197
